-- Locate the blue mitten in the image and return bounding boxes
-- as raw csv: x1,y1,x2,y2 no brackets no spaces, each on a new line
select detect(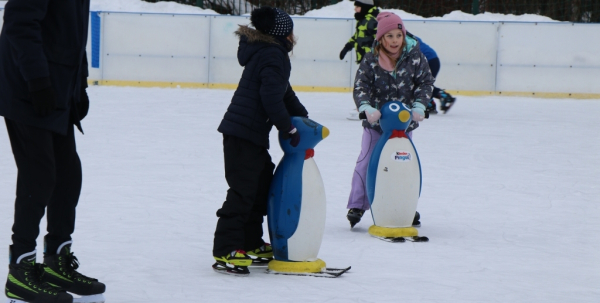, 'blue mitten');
359,104,381,124
411,102,426,122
